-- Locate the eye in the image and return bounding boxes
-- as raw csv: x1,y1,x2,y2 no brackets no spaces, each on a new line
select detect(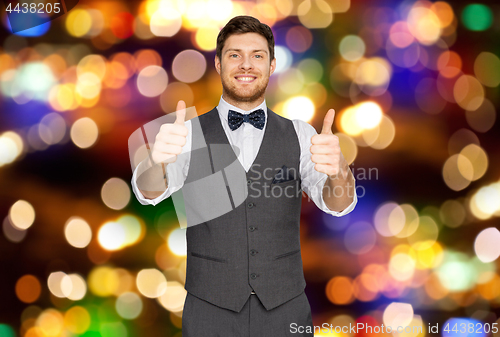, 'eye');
229,54,238,58
255,55,262,58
